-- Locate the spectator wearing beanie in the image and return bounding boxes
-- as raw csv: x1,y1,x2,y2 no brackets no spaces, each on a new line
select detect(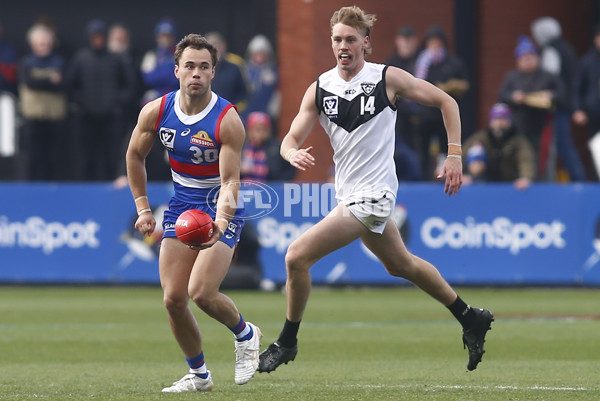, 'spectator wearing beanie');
463,103,536,190
241,111,295,183
498,35,563,179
